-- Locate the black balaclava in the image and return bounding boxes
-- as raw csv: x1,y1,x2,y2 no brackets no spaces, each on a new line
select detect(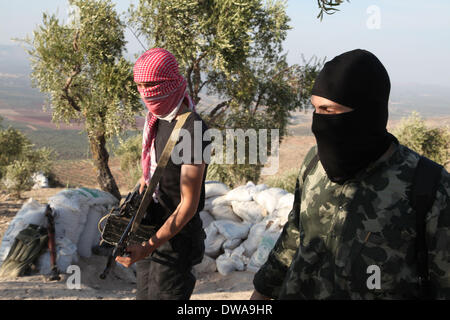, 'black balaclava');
311,49,394,184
